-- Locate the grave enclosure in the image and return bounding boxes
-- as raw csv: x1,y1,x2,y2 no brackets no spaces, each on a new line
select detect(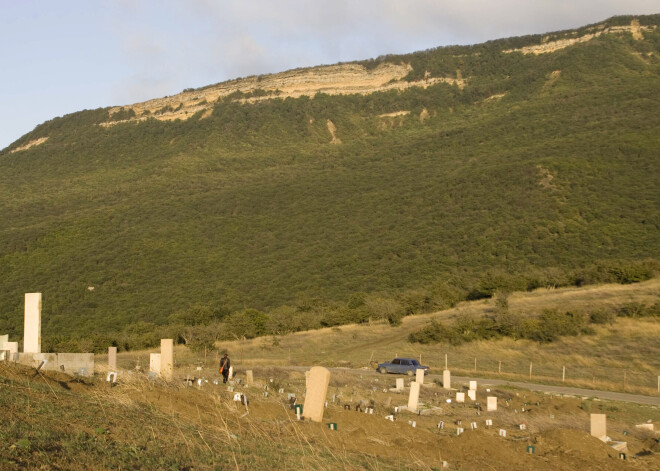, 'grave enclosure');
1,293,95,376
